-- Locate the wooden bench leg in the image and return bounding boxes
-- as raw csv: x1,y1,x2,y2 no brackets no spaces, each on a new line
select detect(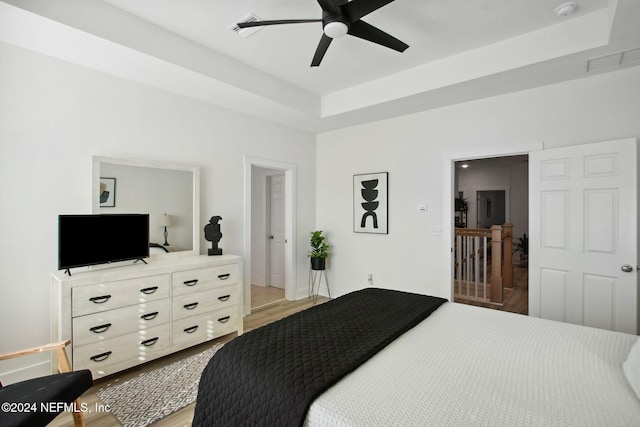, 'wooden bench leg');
71,400,86,427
